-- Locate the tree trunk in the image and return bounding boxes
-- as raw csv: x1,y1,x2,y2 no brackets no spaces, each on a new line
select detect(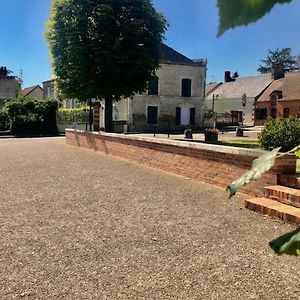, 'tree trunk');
104,96,113,132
